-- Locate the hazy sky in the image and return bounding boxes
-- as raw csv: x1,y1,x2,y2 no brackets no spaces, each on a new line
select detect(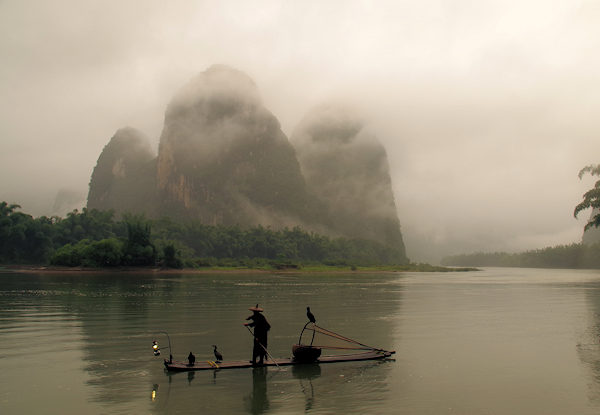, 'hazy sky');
2,0,600,262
